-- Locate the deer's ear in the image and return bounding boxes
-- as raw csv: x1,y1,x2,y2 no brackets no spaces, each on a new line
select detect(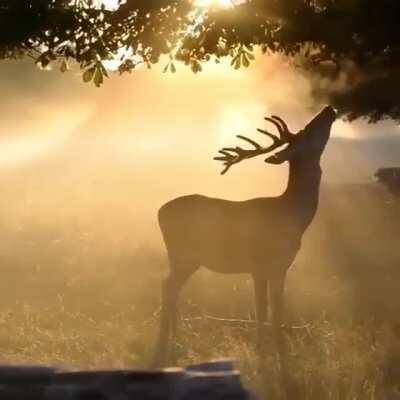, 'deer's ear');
264,146,295,164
